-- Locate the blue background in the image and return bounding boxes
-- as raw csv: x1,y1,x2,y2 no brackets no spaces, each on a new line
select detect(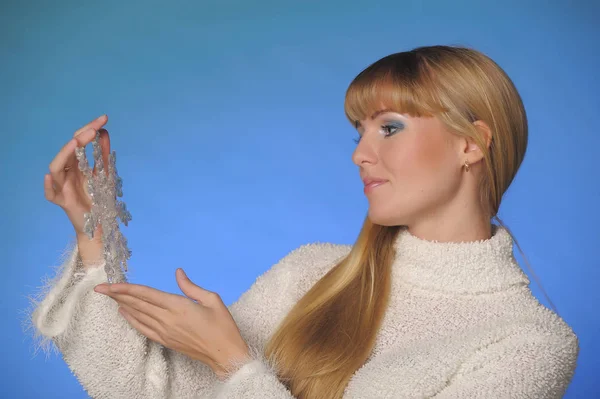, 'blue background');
2,0,598,397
